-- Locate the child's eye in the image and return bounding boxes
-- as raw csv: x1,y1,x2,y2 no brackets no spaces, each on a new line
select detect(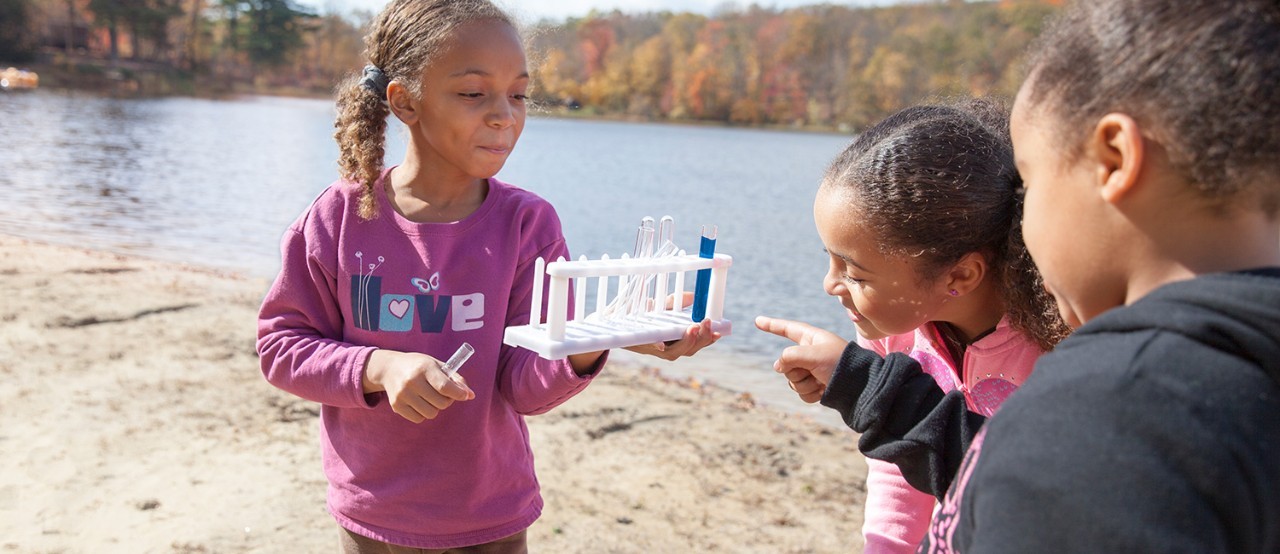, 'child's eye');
511,94,528,101
824,249,864,284
459,92,484,98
